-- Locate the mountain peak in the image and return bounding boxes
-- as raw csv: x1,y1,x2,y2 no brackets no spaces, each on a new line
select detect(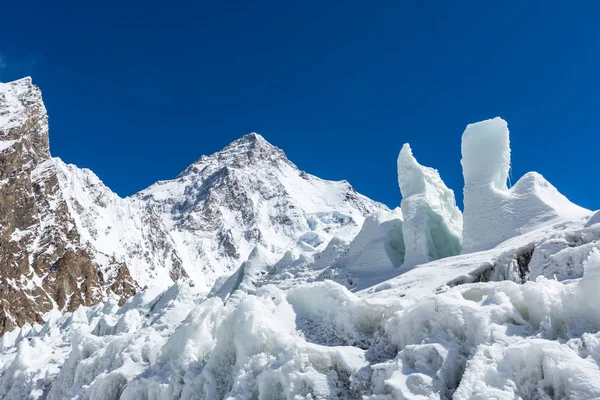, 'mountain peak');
179,132,288,179
0,77,38,103
240,132,265,143
223,131,279,154
0,77,46,141
3,76,33,87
